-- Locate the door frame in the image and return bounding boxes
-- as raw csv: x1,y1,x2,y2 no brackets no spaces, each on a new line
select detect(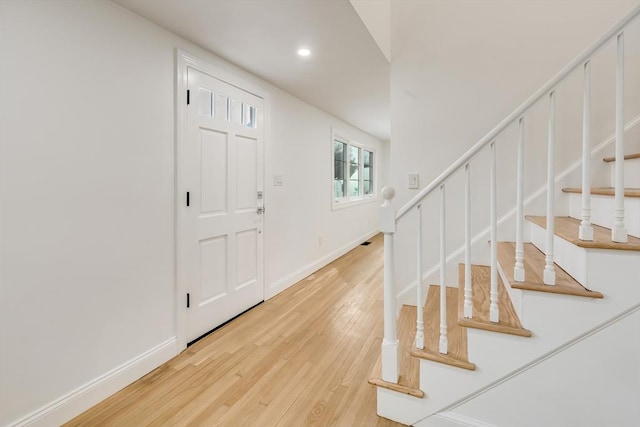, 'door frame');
175,49,268,351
